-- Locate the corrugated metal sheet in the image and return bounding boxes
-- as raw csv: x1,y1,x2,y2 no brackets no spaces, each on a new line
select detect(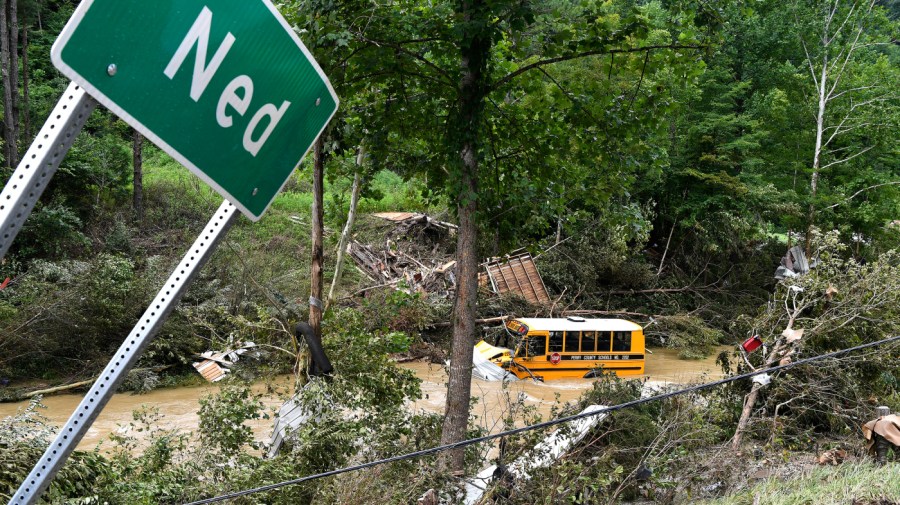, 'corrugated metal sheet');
482,253,550,305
